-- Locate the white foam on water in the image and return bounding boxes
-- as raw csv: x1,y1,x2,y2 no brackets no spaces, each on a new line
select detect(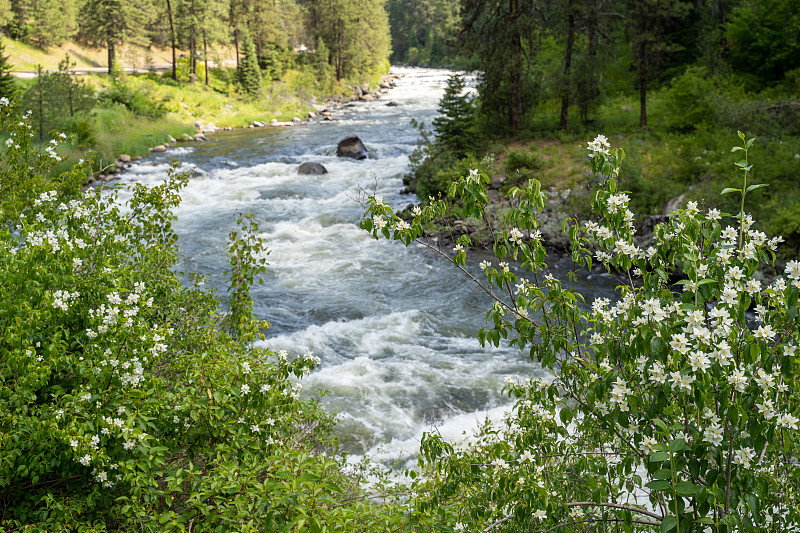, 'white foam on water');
110,67,546,473
259,309,536,453
359,403,516,474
